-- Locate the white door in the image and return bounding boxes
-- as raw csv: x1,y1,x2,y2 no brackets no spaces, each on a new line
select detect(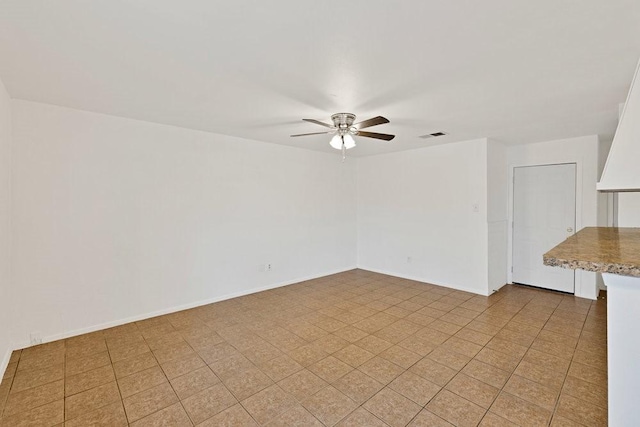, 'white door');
513,164,576,293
